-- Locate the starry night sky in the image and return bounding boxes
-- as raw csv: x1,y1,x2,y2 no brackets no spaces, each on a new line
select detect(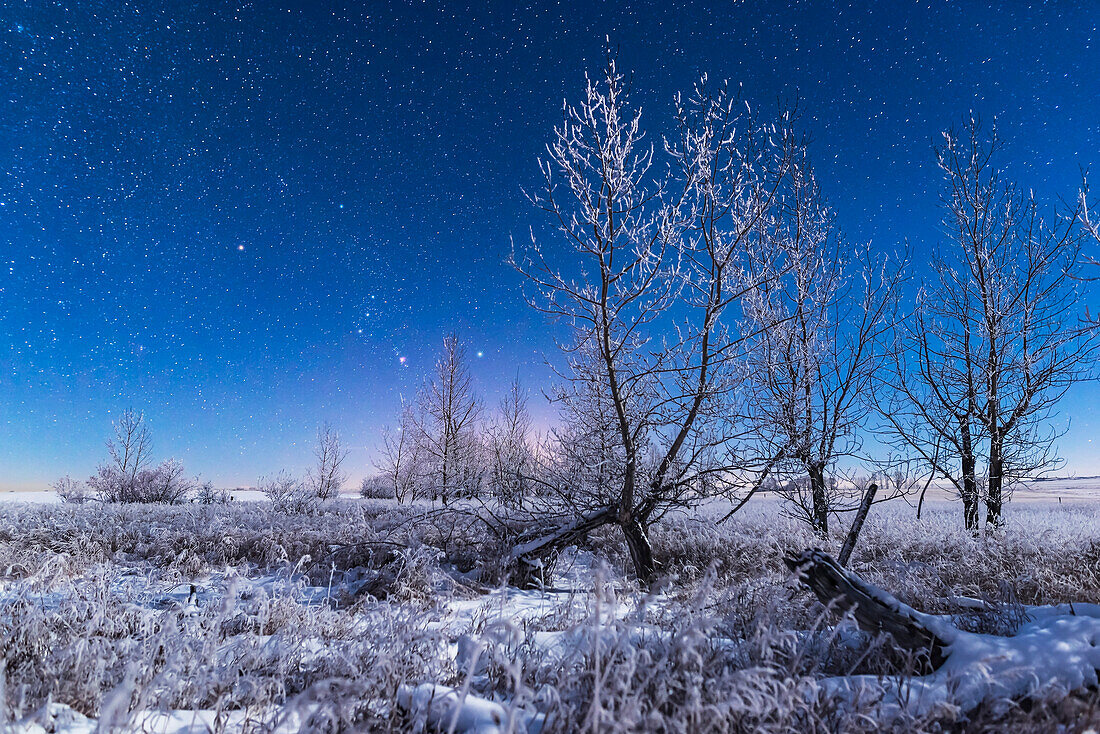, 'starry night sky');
3,1,1099,490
